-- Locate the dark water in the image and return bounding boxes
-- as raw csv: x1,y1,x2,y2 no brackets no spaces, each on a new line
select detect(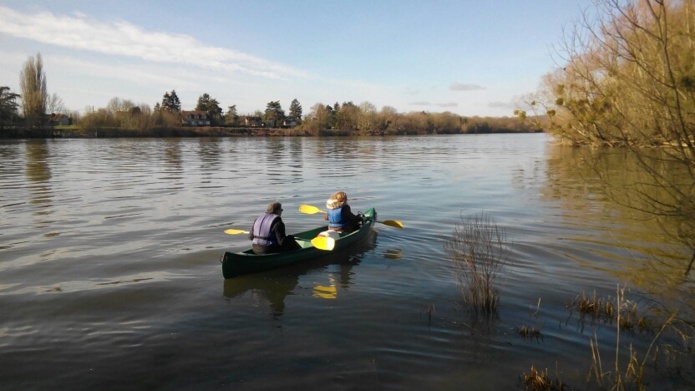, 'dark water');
1,134,692,390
